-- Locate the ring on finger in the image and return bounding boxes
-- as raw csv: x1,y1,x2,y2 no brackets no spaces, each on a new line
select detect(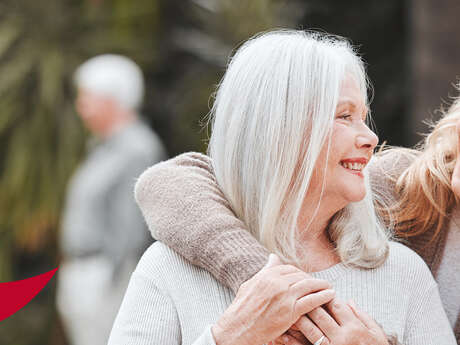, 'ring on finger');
313,335,325,345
